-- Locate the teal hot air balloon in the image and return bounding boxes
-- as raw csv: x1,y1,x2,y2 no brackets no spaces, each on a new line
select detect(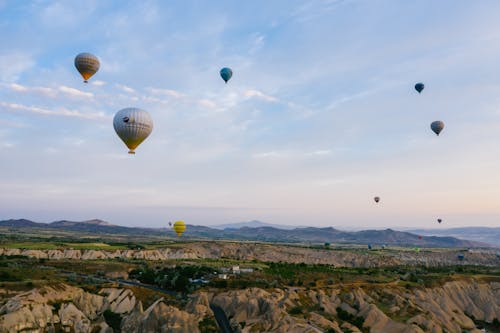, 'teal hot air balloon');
430,121,444,136
415,82,424,93
220,67,233,83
